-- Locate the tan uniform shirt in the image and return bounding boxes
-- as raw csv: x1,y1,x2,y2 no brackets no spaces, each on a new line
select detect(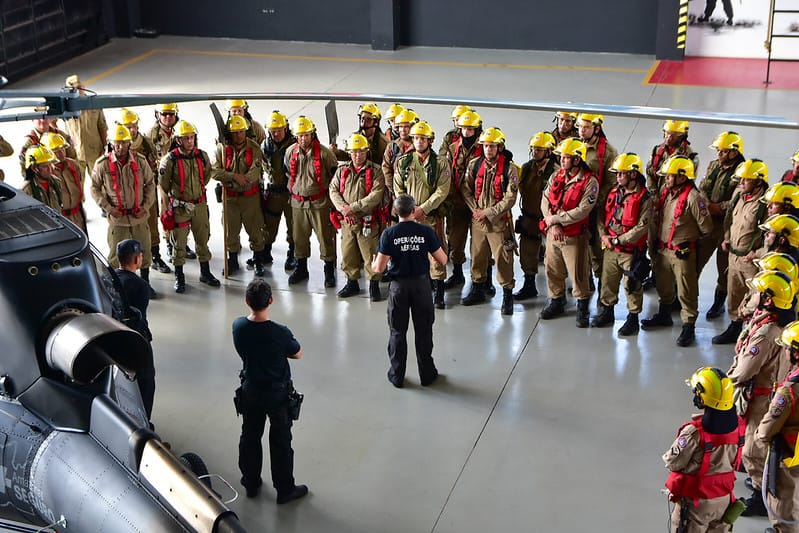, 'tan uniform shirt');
282,141,337,209
599,183,654,247
393,152,451,215
264,135,295,188
663,414,740,477
756,373,799,449
699,159,741,210
447,138,482,191
130,133,159,171
53,158,84,210
62,110,108,163
22,177,62,211
437,129,458,159
551,127,578,146
728,315,787,392
329,162,386,217
540,169,599,228
211,139,265,192
657,185,713,245
645,140,699,193
724,188,766,256
583,137,618,205
519,157,559,219
91,152,155,227
382,138,413,190
462,156,518,231
250,120,267,146
159,149,212,203
147,124,174,160
19,129,78,175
